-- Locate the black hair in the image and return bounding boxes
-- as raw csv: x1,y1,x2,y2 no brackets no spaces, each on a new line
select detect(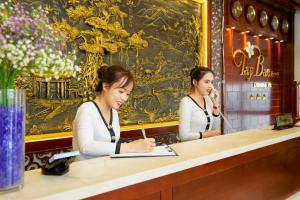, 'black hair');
190,66,215,87
95,64,134,93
